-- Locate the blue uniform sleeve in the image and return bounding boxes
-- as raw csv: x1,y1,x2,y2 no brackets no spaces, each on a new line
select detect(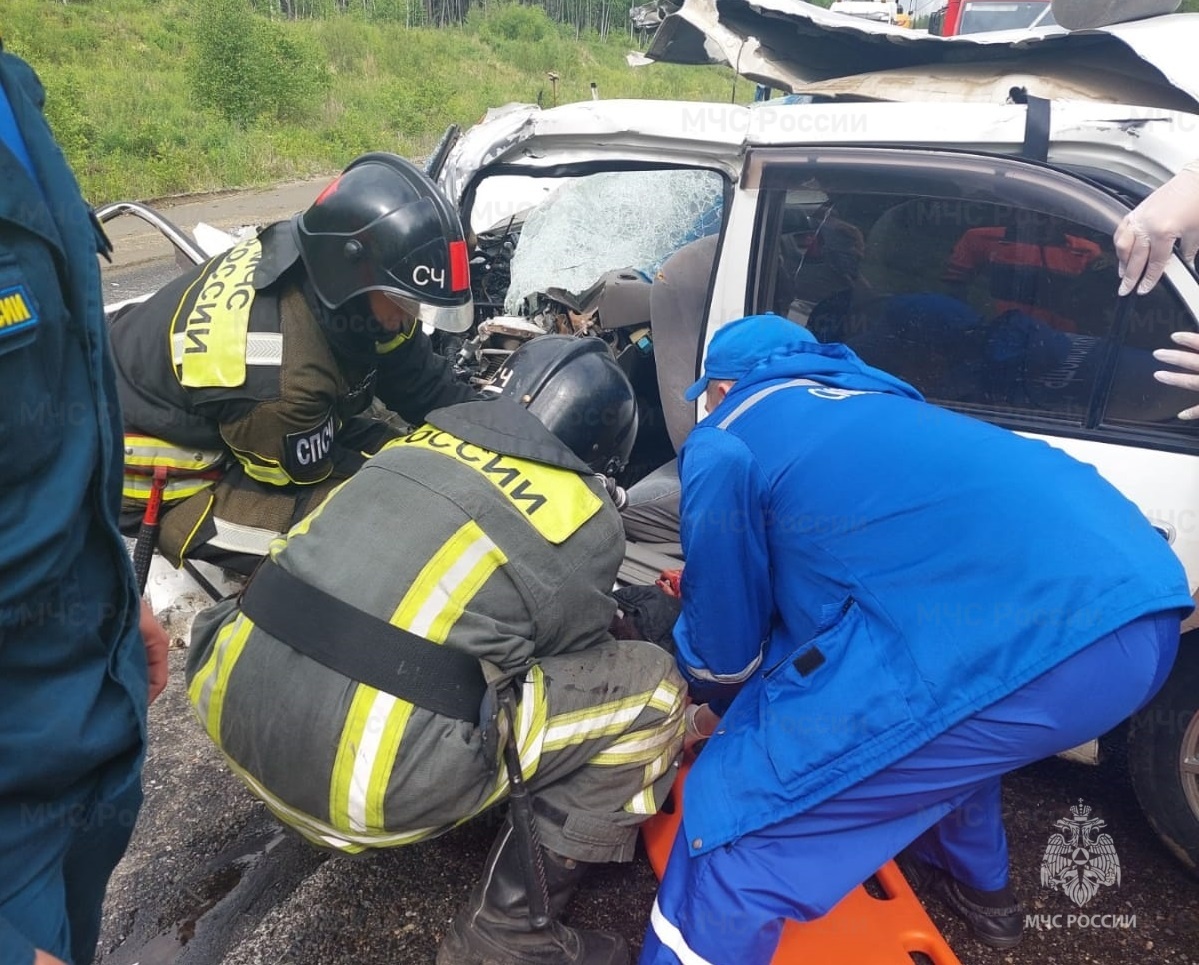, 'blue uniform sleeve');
0,915,35,965
675,426,774,708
